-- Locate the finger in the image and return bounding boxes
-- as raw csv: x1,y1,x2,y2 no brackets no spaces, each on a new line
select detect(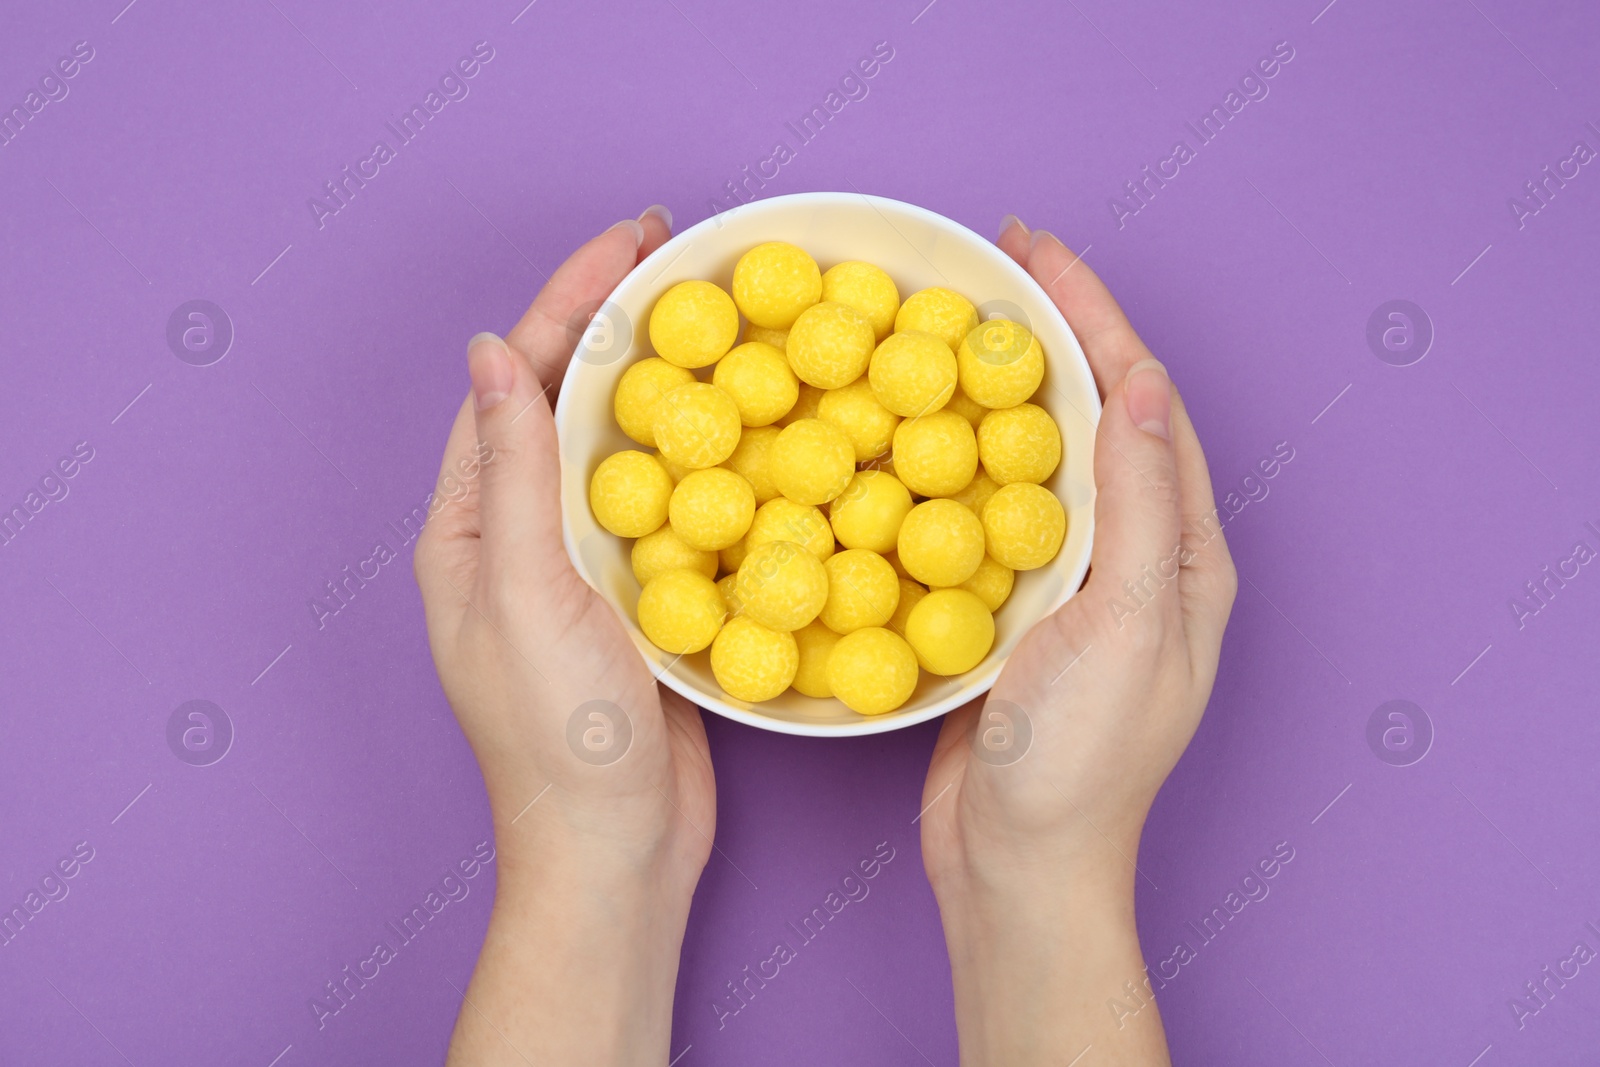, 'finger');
638,204,673,260
995,214,1030,267
1025,230,1151,395
1168,390,1237,655
413,394,482,618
